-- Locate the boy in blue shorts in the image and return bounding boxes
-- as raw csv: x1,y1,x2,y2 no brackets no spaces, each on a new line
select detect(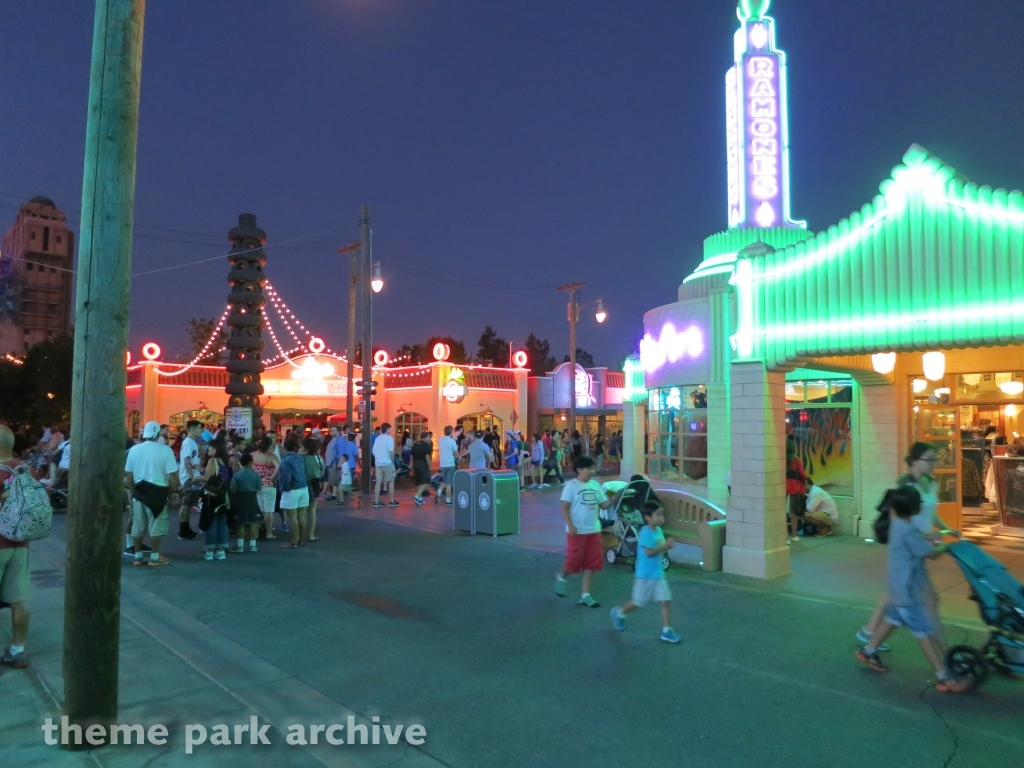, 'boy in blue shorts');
610,502,680,643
